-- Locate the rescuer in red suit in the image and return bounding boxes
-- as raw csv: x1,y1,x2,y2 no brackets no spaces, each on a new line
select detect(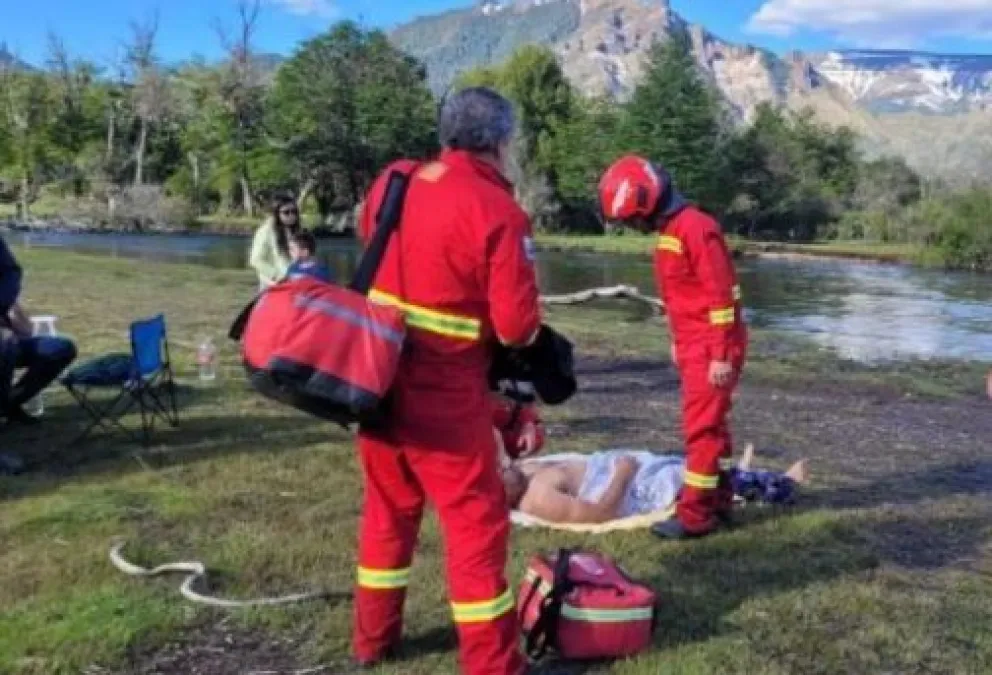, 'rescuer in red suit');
353,87,542,674
598,155,748,540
